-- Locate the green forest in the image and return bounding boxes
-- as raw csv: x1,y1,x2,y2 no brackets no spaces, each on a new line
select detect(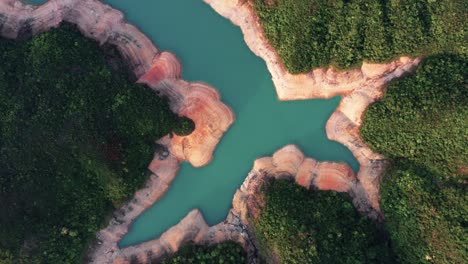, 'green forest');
1,1,466,263
251,179,397,264
158,242,246,264
0,24,193,263
361,54,467,263
252,0,466,73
